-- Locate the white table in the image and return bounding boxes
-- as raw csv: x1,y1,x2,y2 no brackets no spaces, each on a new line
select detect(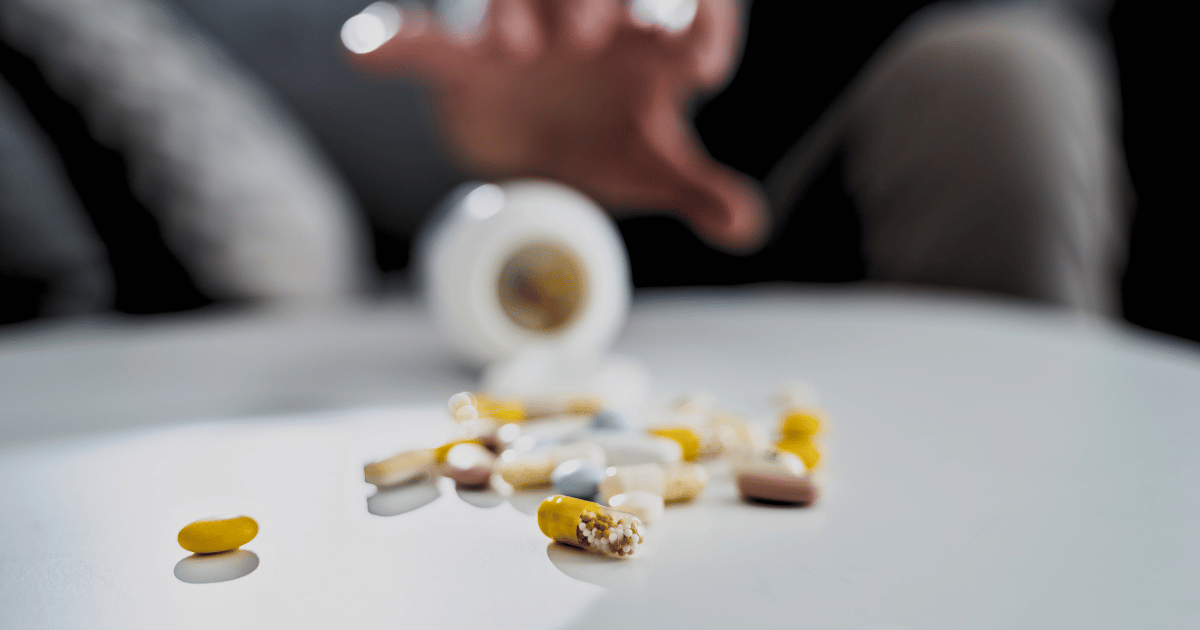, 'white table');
2,287,1198,629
